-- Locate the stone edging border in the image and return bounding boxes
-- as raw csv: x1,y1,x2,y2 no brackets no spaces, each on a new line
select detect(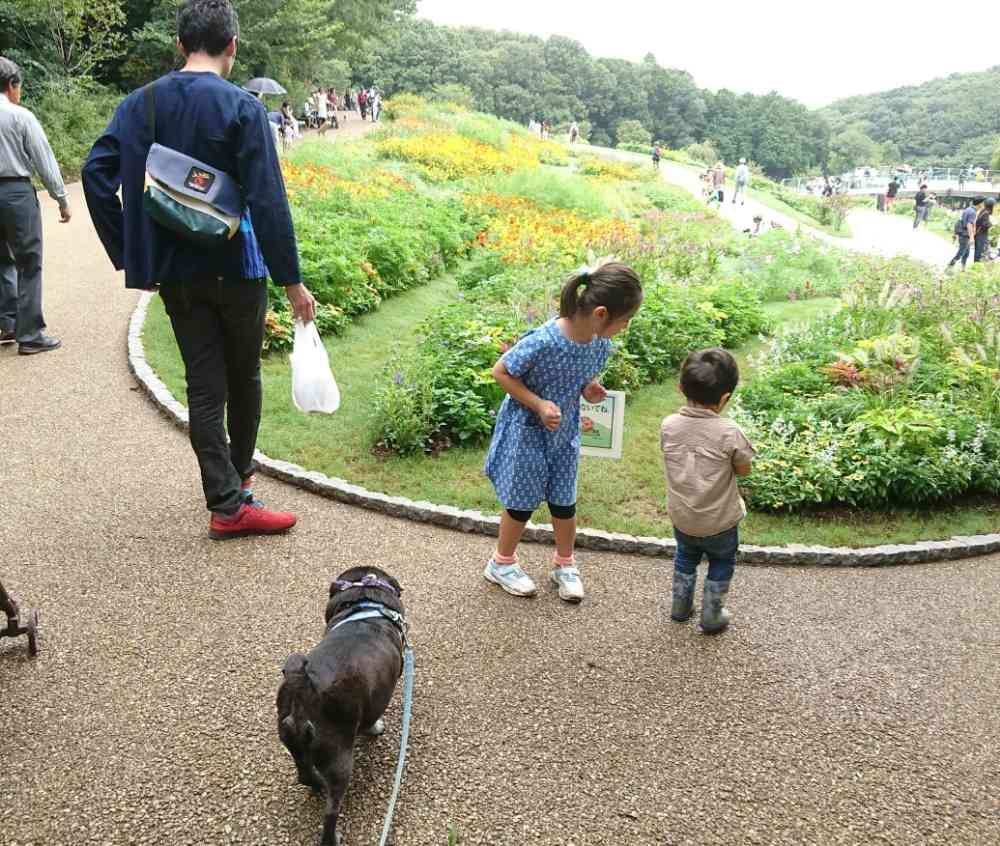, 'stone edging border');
128,293,1000,566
